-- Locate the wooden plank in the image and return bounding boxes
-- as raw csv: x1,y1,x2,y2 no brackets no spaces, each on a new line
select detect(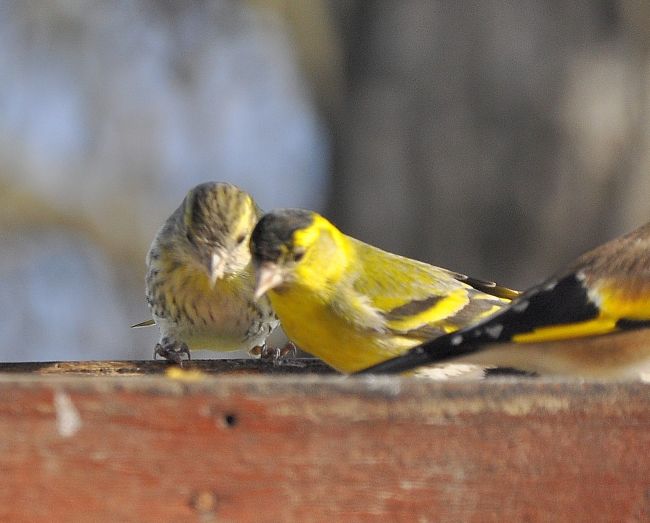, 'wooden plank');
0,358,333,376
0,372,647,522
